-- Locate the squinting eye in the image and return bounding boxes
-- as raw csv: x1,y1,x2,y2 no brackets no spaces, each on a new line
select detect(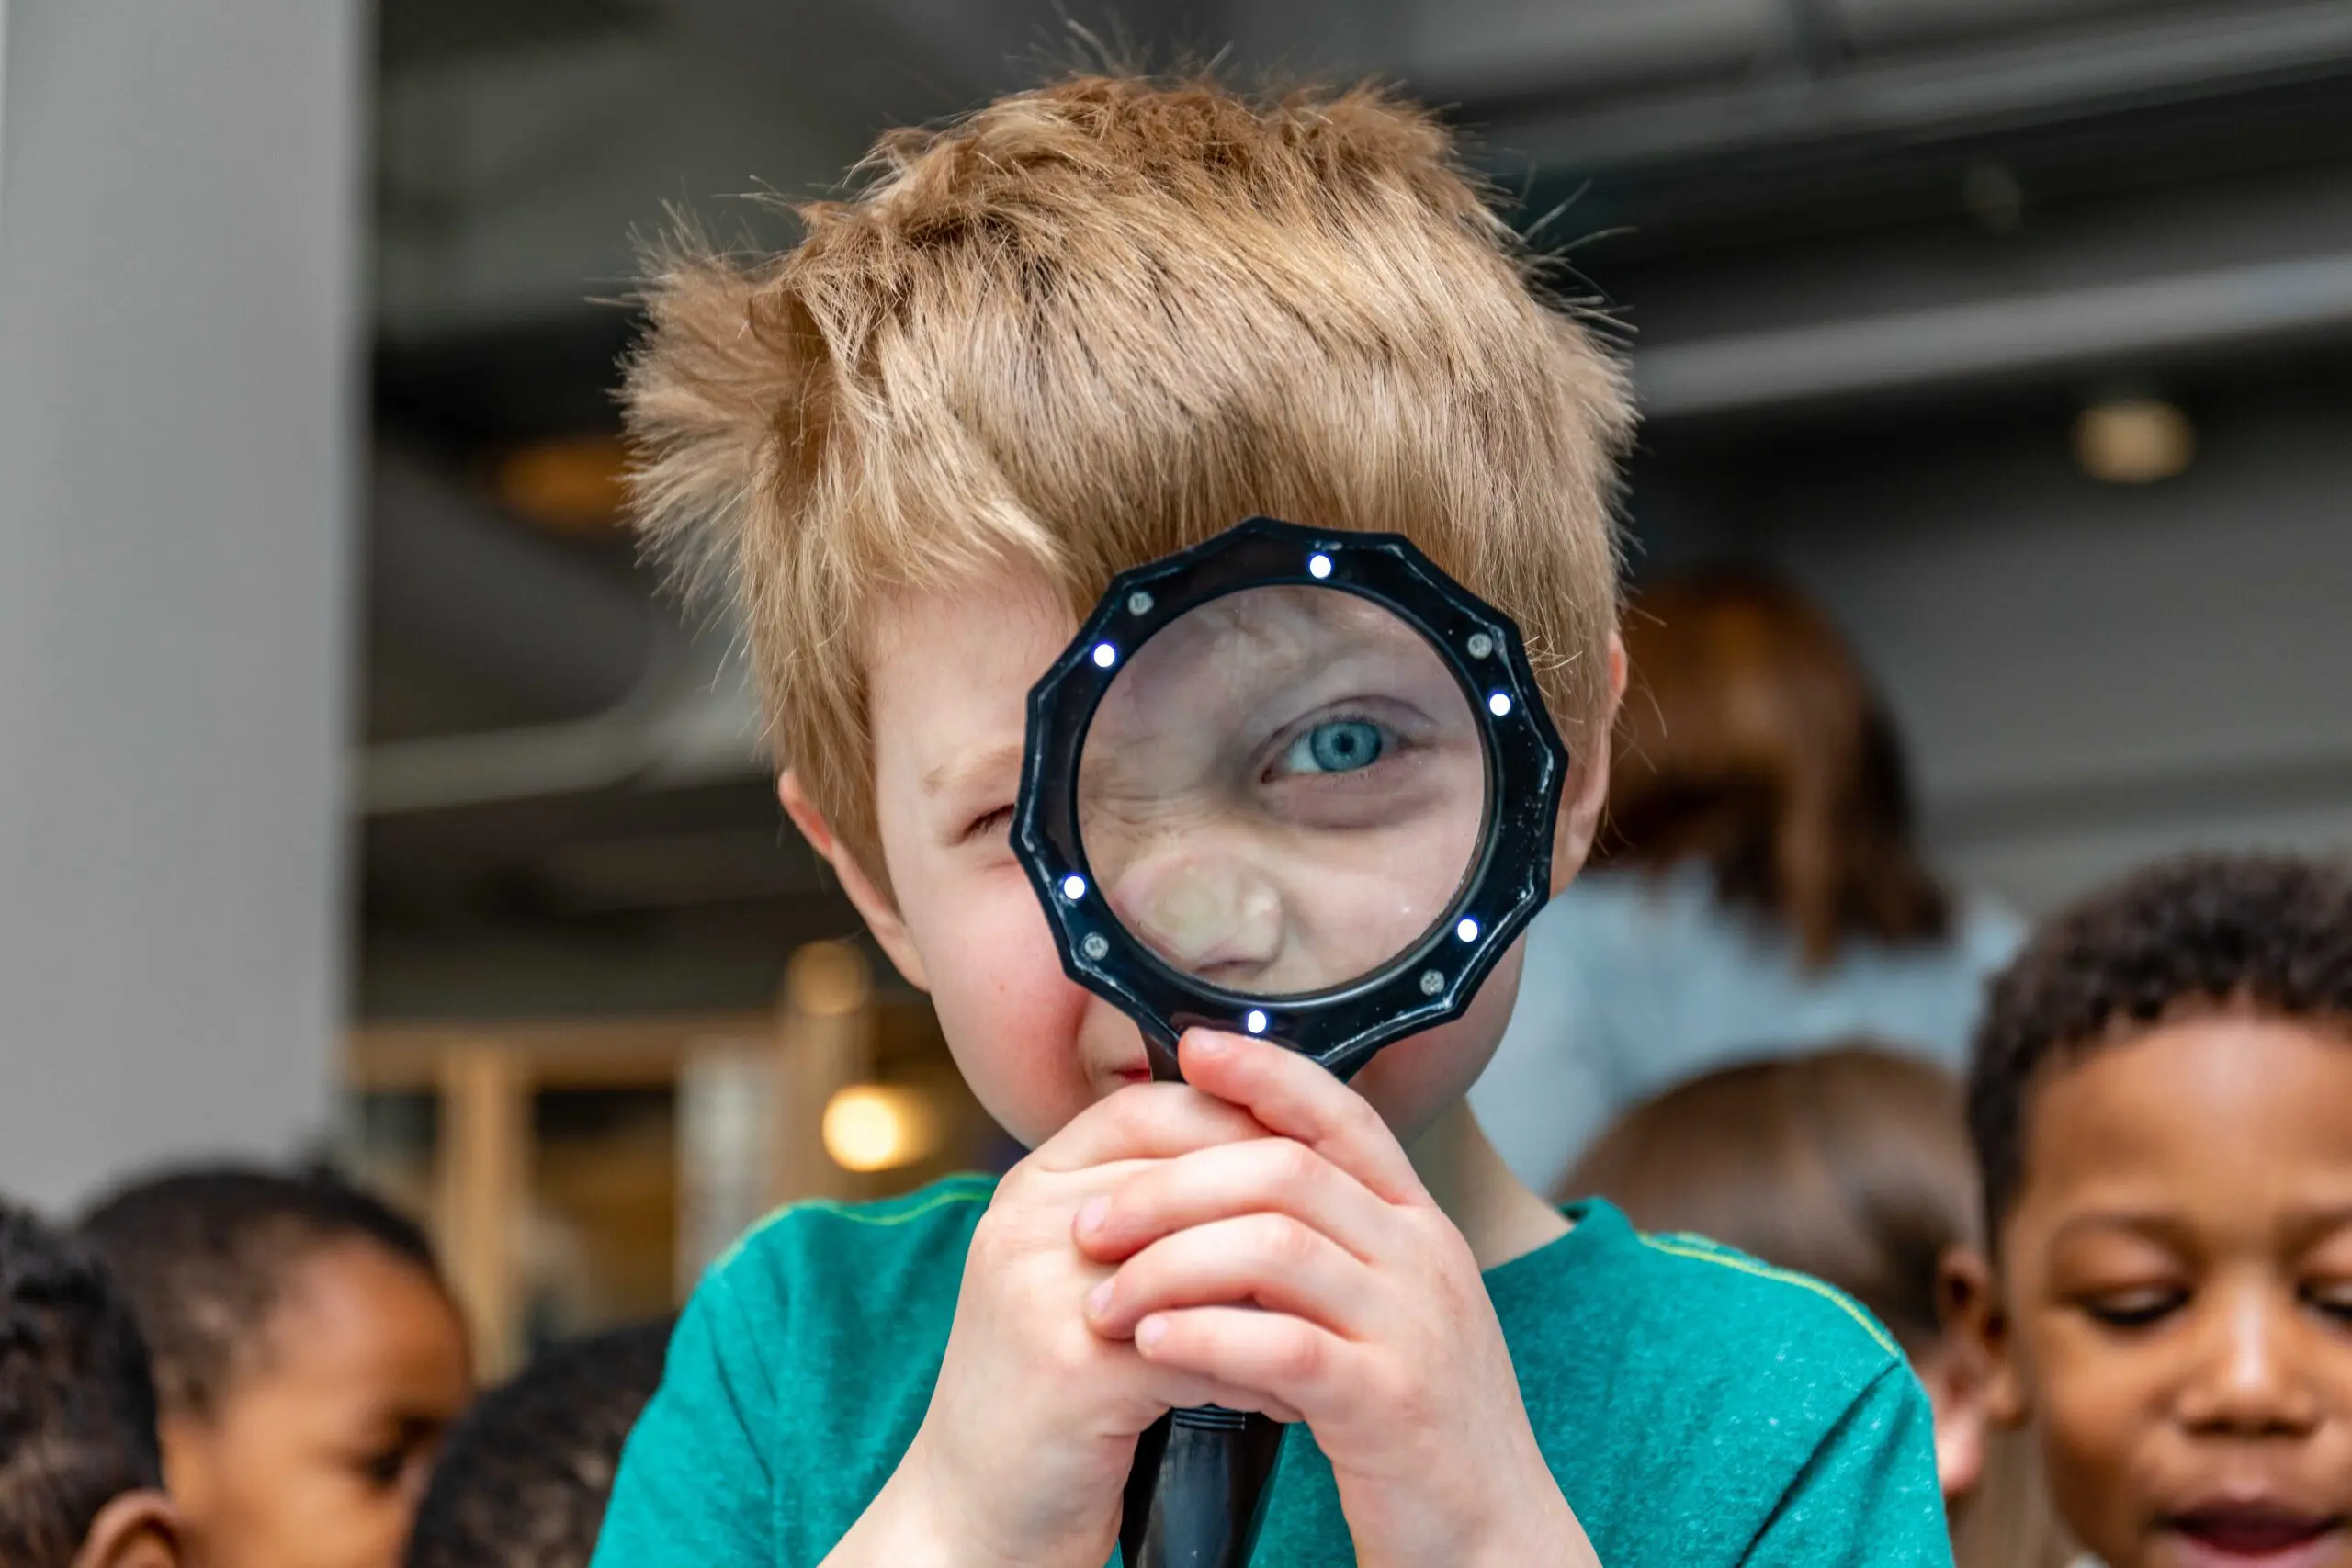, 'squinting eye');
2301,1281,2352,1324
965,806,1014,842
1280,718,1386,776
356,1447,411,1491
2080,1287,2188,1331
